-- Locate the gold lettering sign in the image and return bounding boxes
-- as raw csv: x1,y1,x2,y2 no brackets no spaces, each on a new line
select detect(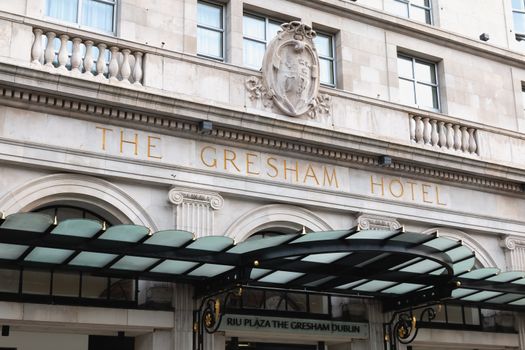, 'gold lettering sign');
199,145,340,189
96,125,162,159
369,175,447,206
